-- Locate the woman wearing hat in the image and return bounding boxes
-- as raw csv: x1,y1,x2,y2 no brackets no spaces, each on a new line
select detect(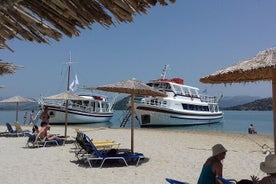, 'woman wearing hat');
198,144,227,184
251,154,276,183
